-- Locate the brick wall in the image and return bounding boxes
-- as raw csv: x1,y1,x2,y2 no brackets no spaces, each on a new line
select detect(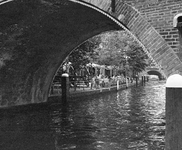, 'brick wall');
82,0,182,77
124,0,182,53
